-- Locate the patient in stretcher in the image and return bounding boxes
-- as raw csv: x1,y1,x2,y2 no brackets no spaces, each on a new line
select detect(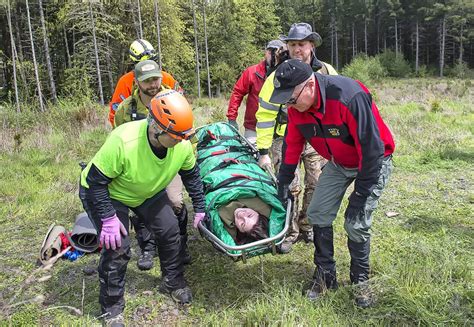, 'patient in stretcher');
218,197,270,244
